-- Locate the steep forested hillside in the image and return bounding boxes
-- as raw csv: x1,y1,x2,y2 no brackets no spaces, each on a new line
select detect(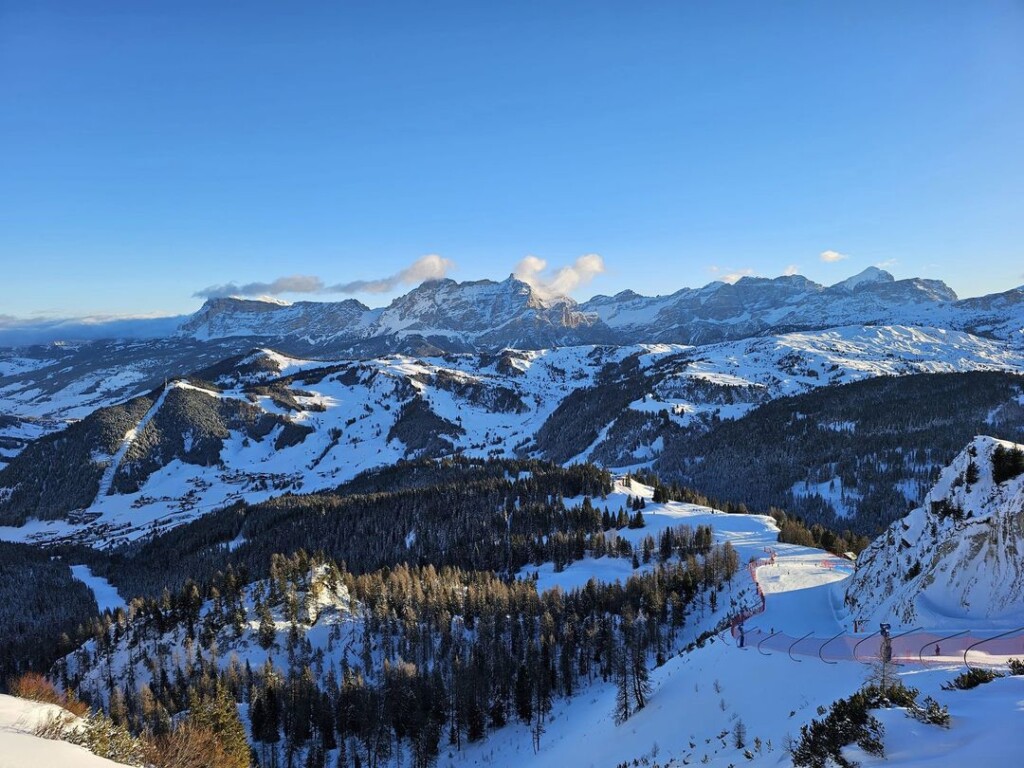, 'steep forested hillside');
658,371,1024,533
0,543,99,687
0,396,157,524
90,459,613,599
